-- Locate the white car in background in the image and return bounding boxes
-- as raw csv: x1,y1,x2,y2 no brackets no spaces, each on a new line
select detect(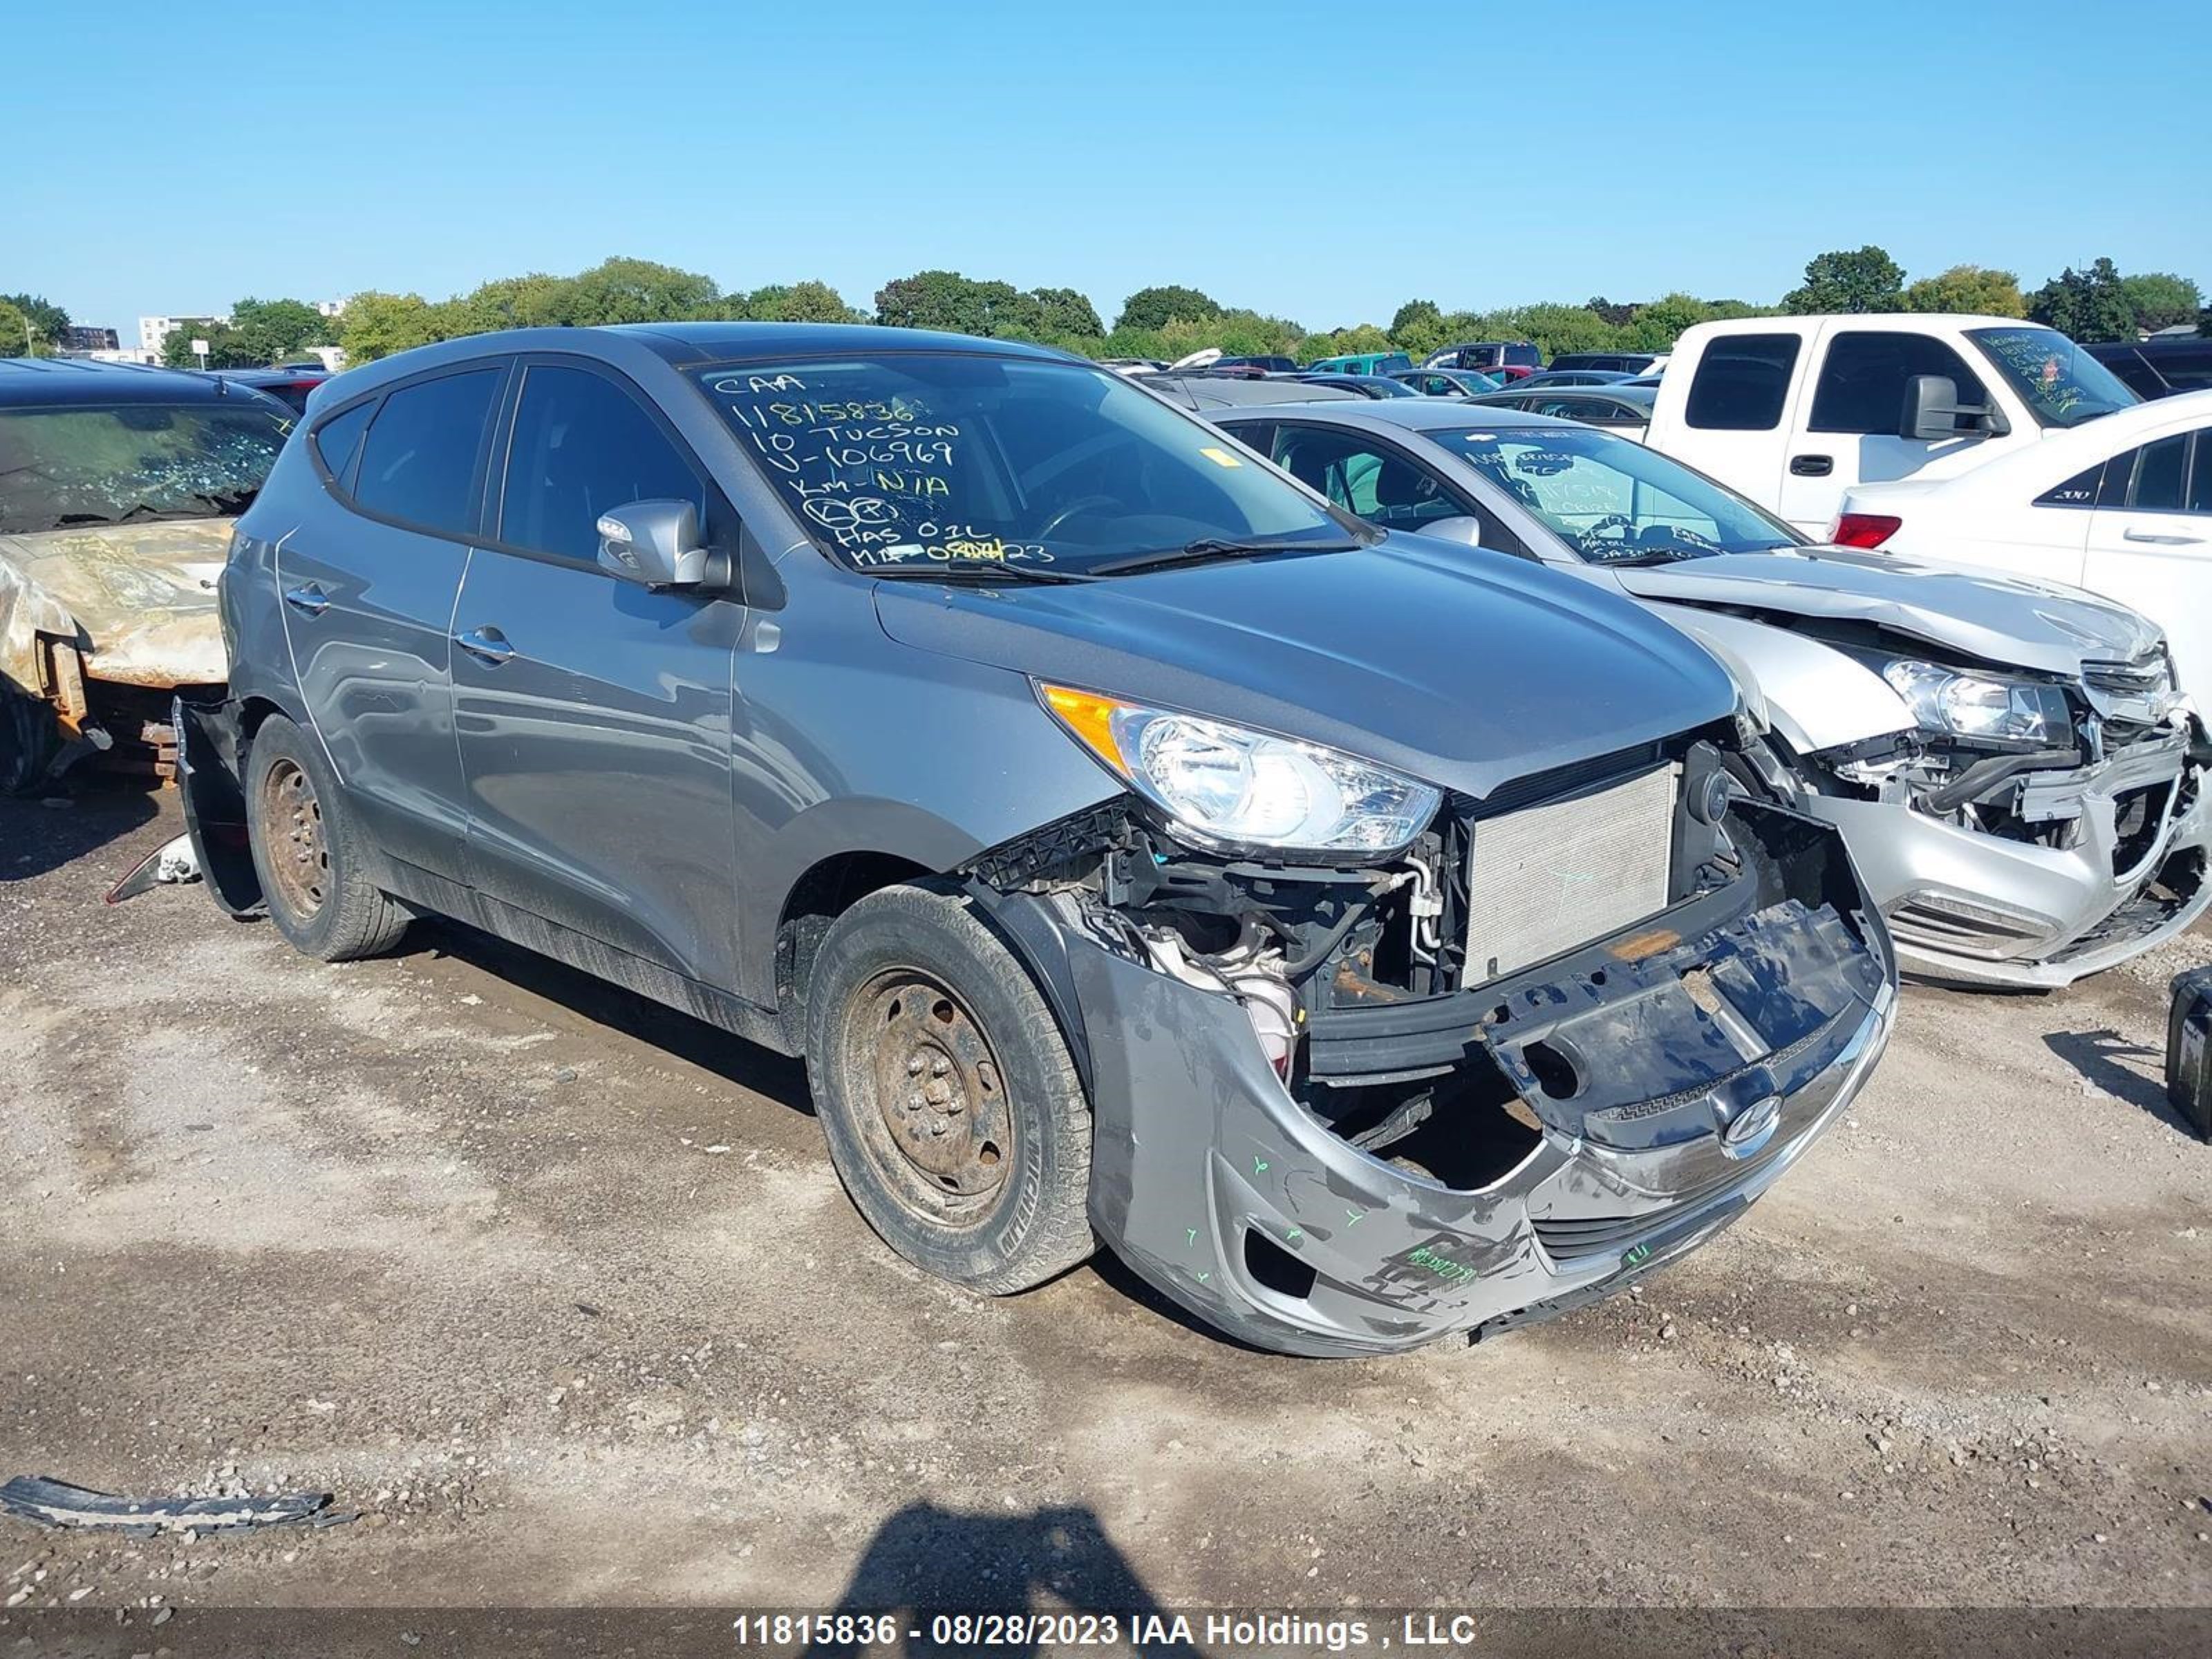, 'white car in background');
1835,389,2212,696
